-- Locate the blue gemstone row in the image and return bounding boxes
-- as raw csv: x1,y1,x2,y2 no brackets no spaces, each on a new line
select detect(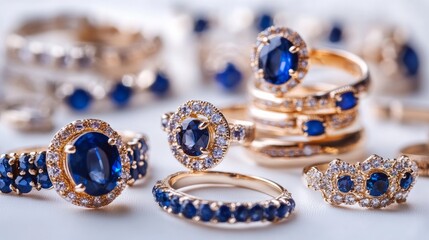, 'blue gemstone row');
129,138,149,183
0,152,52,194
152,185,295,223
65,72,170,111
